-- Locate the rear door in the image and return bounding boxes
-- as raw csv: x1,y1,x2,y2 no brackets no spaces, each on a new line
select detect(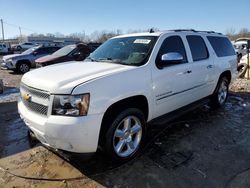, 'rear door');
184,35,215,100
